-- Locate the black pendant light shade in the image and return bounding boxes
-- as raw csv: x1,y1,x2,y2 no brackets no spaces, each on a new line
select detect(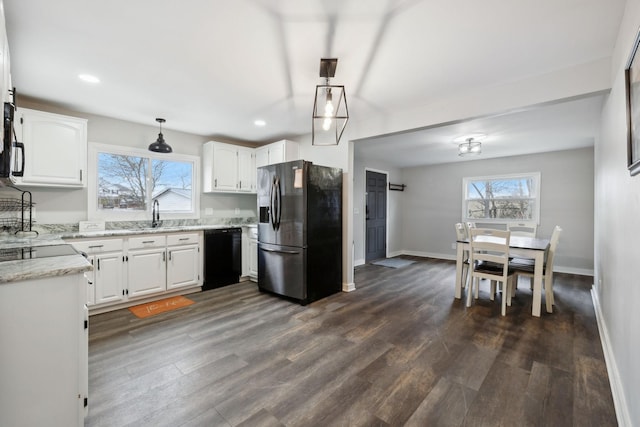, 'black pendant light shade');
148,118,172,153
